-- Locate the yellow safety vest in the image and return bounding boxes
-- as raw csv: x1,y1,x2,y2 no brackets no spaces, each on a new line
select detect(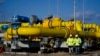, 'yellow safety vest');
66,37,74,46
74,38,82,46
